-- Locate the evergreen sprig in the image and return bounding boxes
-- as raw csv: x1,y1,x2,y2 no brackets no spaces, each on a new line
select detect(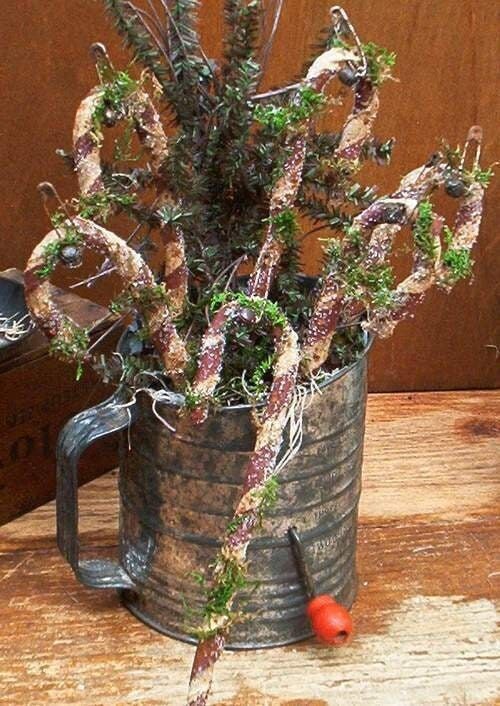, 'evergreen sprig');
104,0,171,89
